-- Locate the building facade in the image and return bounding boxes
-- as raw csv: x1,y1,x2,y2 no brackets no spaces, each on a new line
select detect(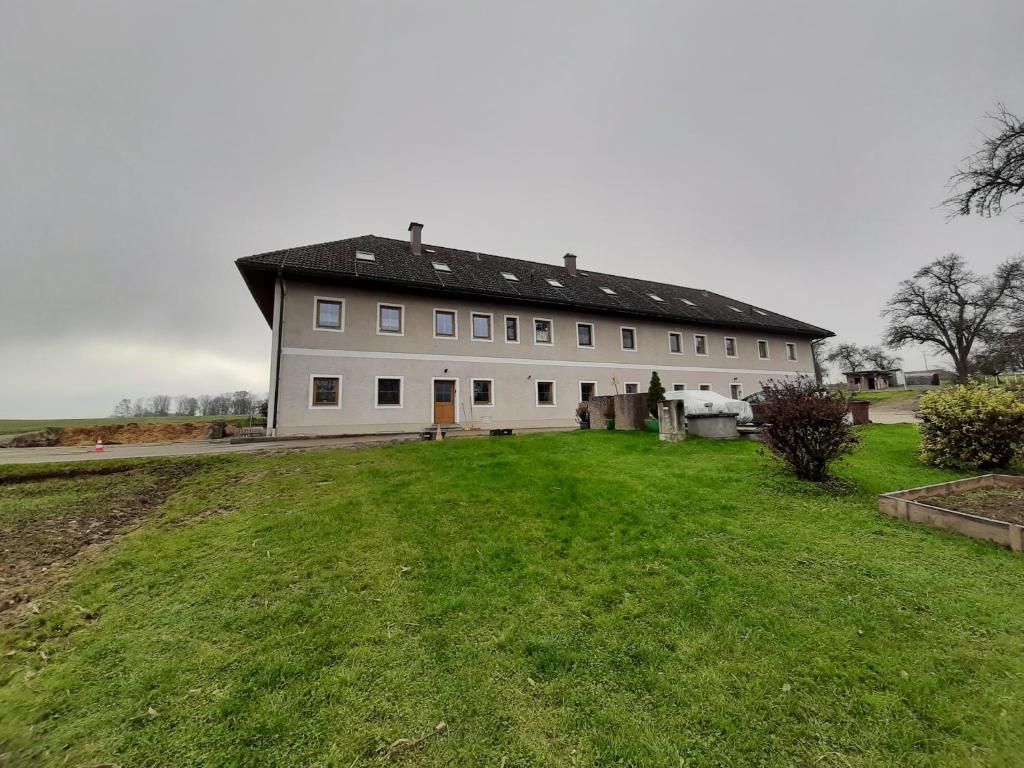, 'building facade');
238,224,832,436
